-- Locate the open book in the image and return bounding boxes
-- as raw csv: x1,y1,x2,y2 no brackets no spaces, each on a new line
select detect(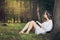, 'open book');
36,21,42,28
